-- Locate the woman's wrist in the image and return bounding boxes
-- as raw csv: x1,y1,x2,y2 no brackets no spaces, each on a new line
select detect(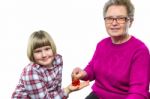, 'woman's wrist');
80,70,87,79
